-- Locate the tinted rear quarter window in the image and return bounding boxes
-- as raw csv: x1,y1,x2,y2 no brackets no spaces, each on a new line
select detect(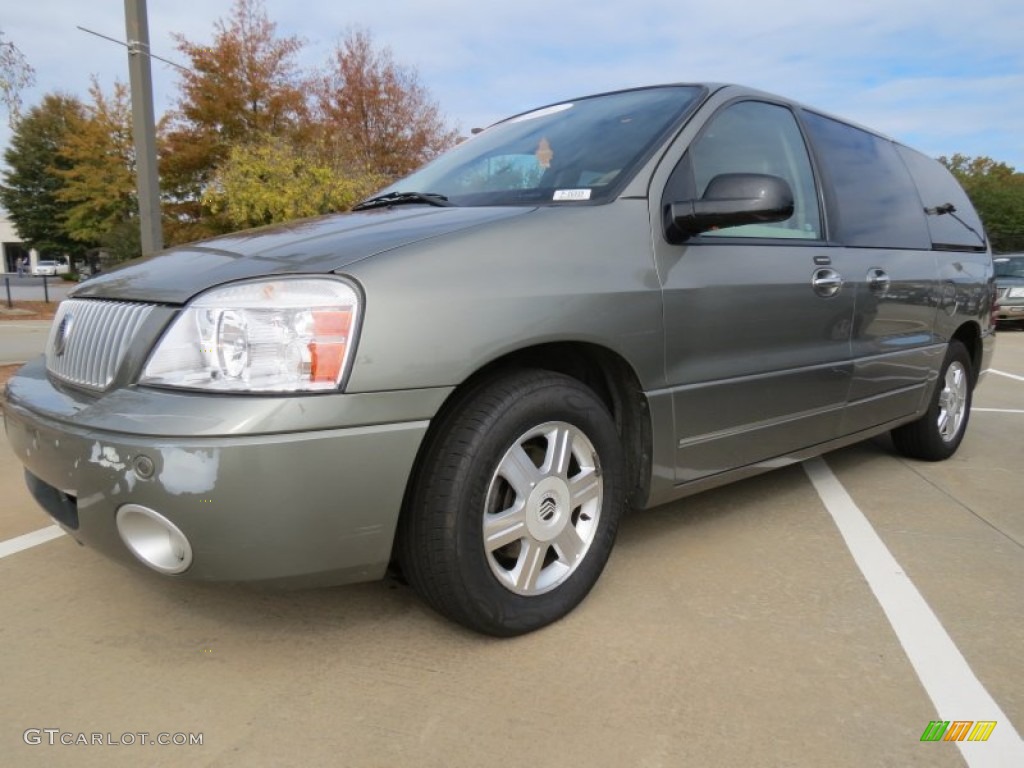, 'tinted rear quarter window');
895,146,987,251
802,111,930,249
